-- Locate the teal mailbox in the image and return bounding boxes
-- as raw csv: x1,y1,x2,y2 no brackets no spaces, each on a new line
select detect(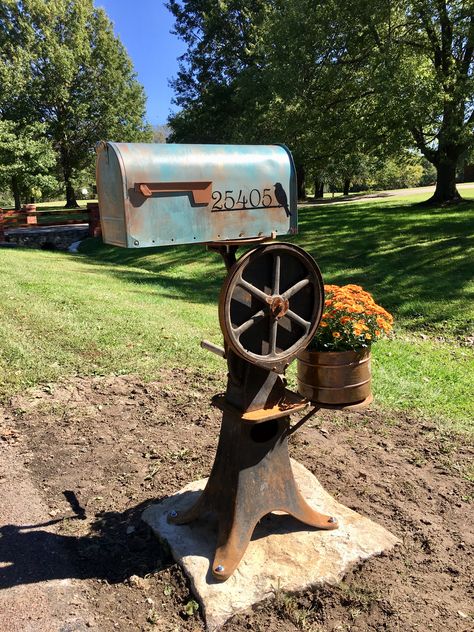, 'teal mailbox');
96,142,297,248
